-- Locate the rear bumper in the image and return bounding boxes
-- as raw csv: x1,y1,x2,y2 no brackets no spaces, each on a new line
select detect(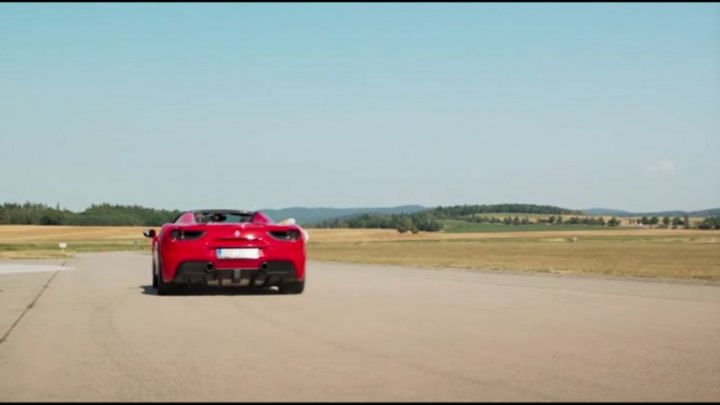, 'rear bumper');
158,241,306,283
171,260,298,287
